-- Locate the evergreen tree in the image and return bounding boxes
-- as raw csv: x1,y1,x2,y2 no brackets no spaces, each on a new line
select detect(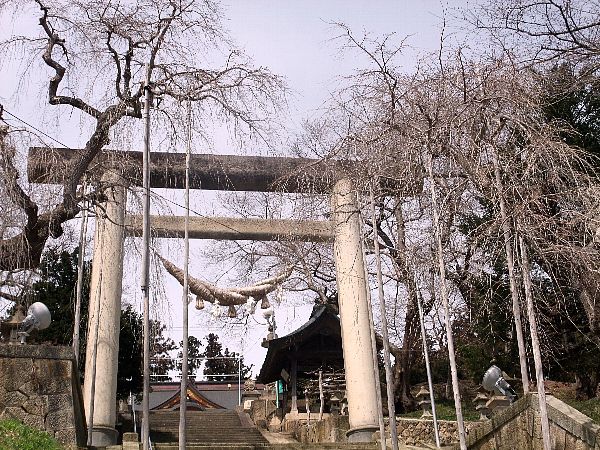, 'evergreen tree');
149,322,177,383
177,335,203,376
13,247,175,398
201,333,253,381
32,247,90,350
